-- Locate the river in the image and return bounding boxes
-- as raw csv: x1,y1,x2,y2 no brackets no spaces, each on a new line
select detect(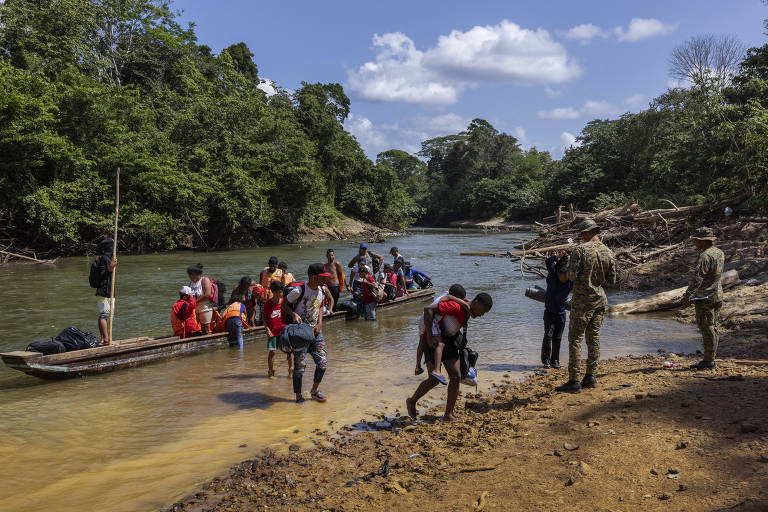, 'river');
0,230,700,511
